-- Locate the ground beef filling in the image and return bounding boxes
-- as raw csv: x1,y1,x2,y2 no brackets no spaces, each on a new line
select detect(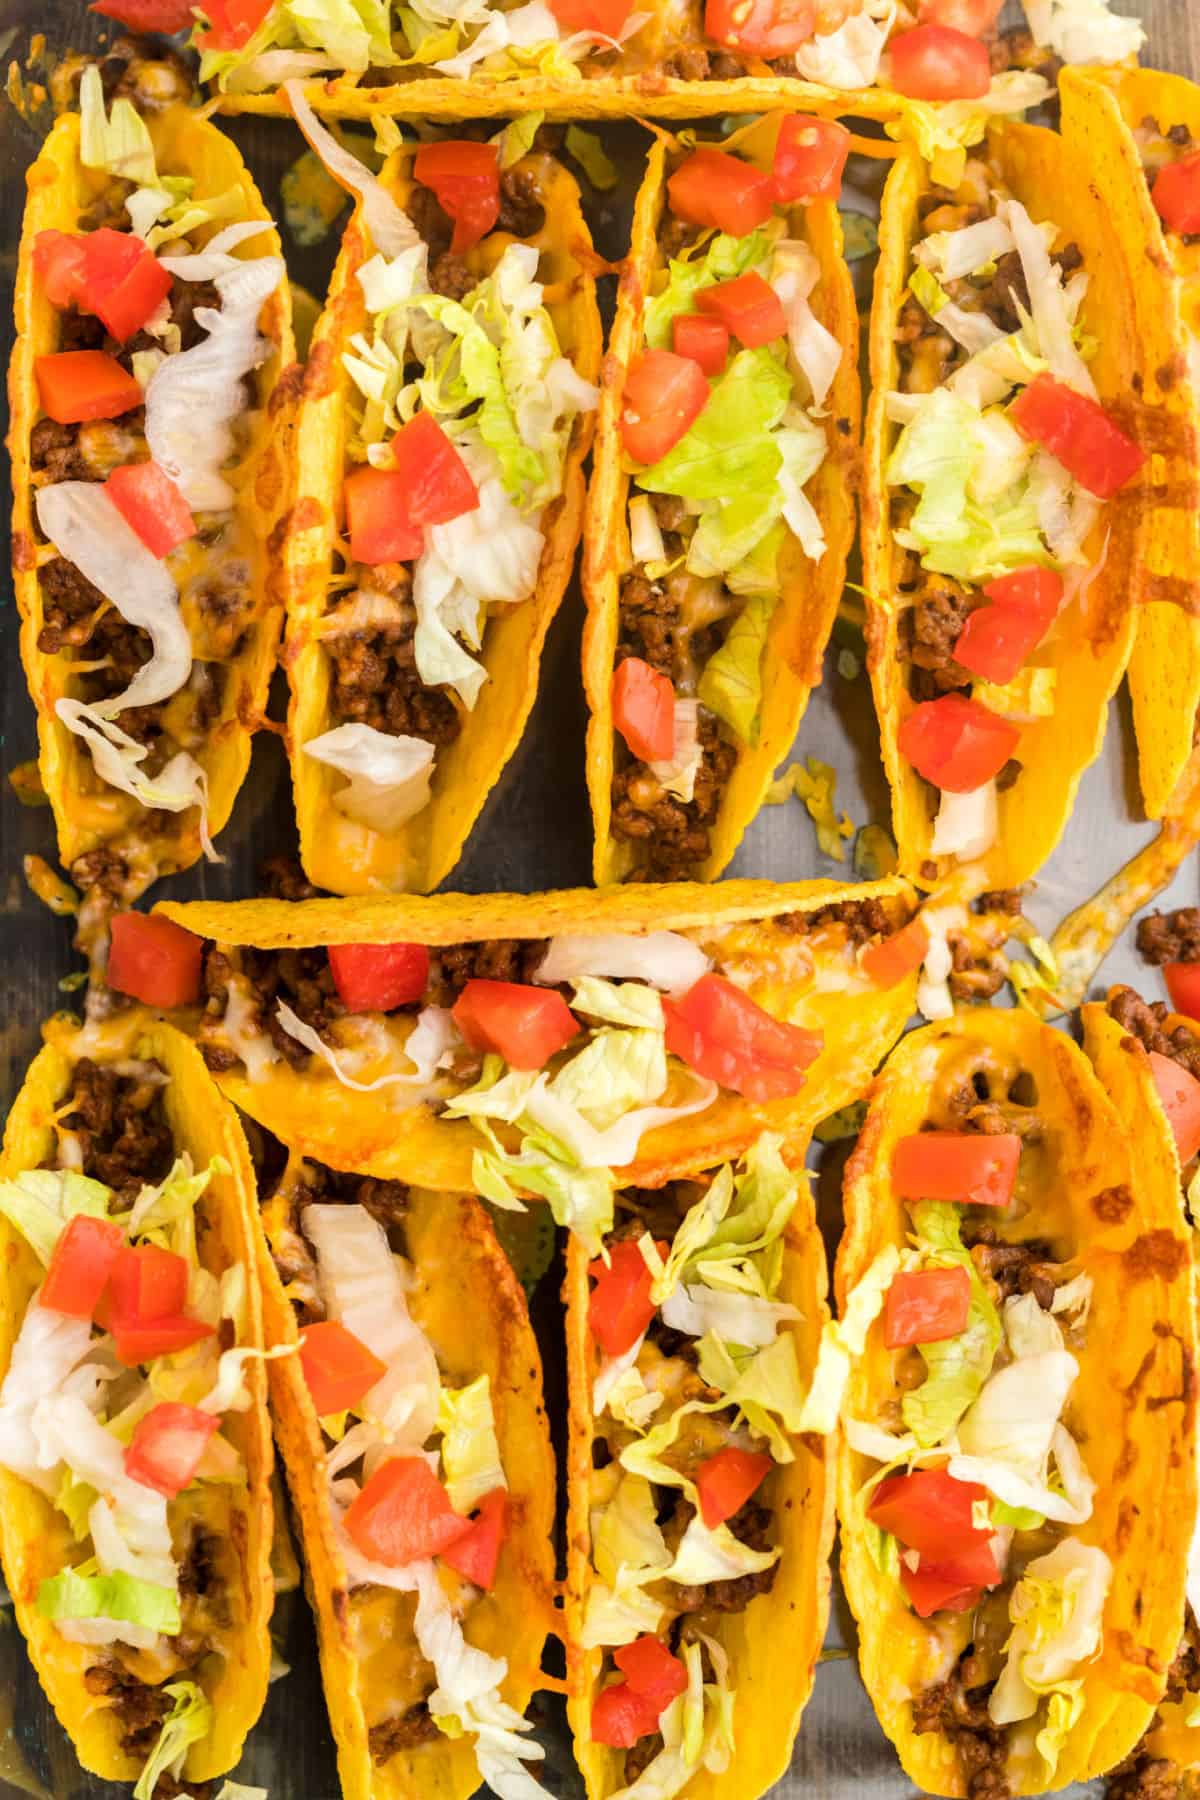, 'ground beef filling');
795,897,894,943
964,1226,1057,1307
61,1058,173,1198
1107,985,1200,1081
201,934,548,1072
912,1651,1012,1800
1137,907,1200,964
325,582,461,749
1106,1611,1200,1800
368,1708,440,1761
897,576,975,703
610,561,739,882
83,1665,174,1760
